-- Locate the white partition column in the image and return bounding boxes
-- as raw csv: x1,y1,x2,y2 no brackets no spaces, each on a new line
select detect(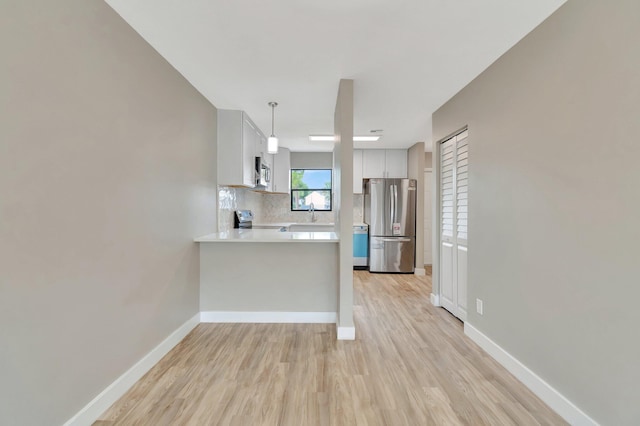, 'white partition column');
333,79,355,340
